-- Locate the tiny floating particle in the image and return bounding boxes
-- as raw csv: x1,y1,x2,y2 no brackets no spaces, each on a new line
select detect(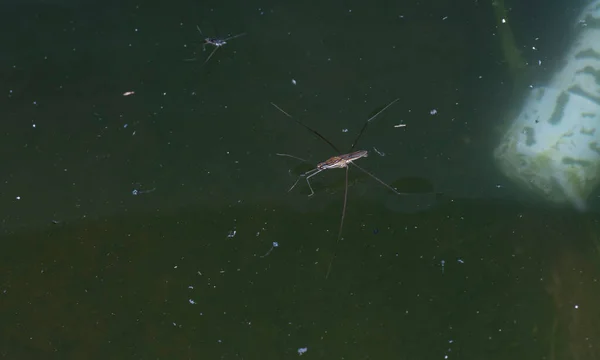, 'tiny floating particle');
297,347,308,356
372,147,385,156
123,91,135,96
